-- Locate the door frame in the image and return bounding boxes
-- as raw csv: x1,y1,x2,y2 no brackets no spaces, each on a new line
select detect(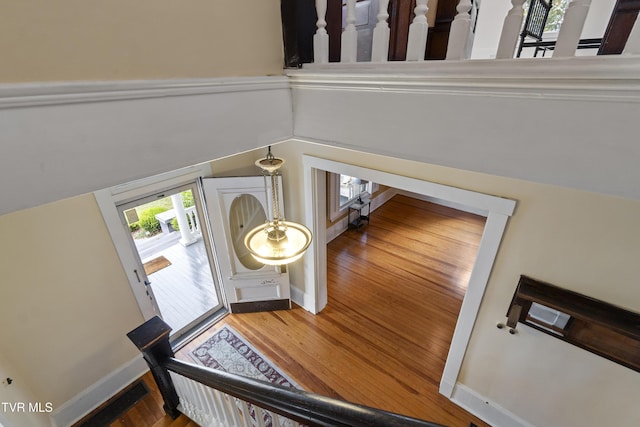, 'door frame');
301,155,516,399
95,164,212,321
